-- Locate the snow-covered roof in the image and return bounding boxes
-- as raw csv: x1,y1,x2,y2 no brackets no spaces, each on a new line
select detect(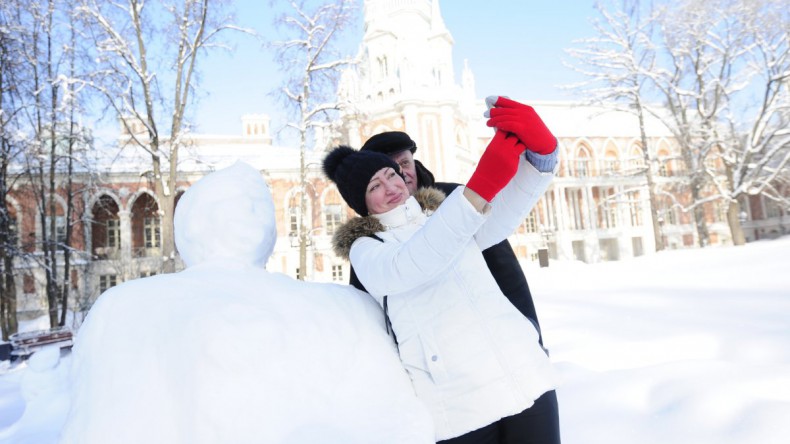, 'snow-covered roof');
92,134,318,175
471,100,674,140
